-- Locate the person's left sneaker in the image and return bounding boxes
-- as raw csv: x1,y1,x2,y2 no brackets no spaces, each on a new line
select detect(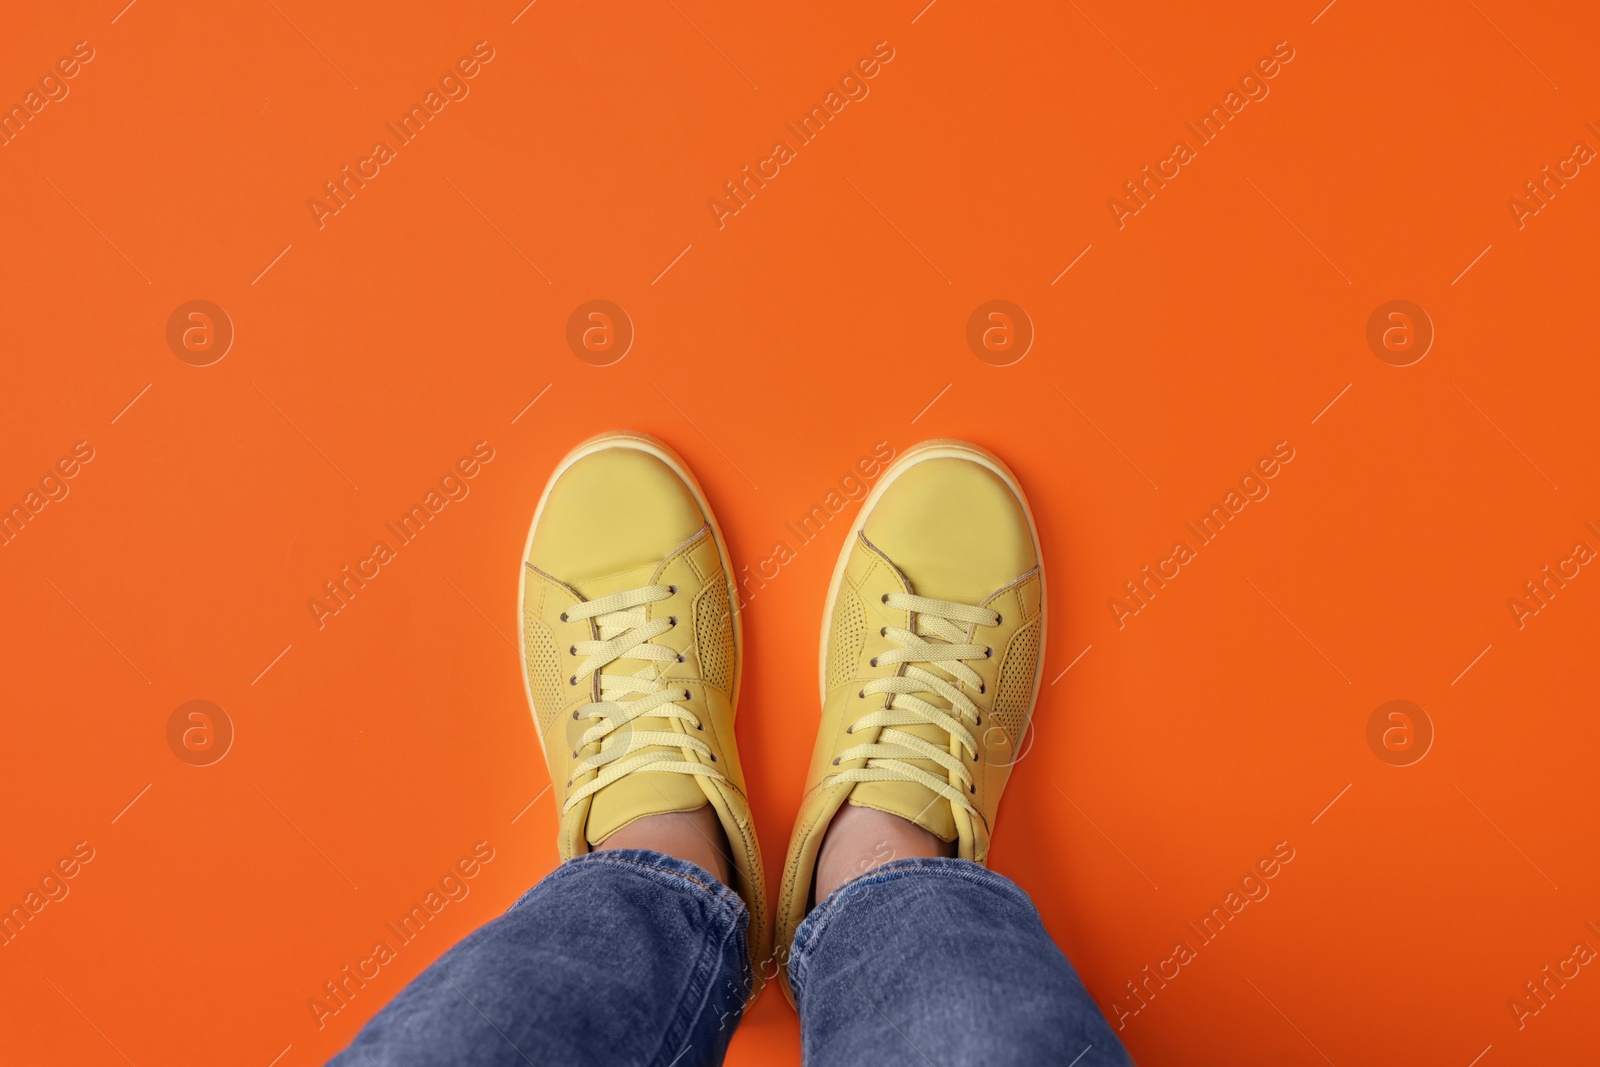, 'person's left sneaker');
518,431,770,982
